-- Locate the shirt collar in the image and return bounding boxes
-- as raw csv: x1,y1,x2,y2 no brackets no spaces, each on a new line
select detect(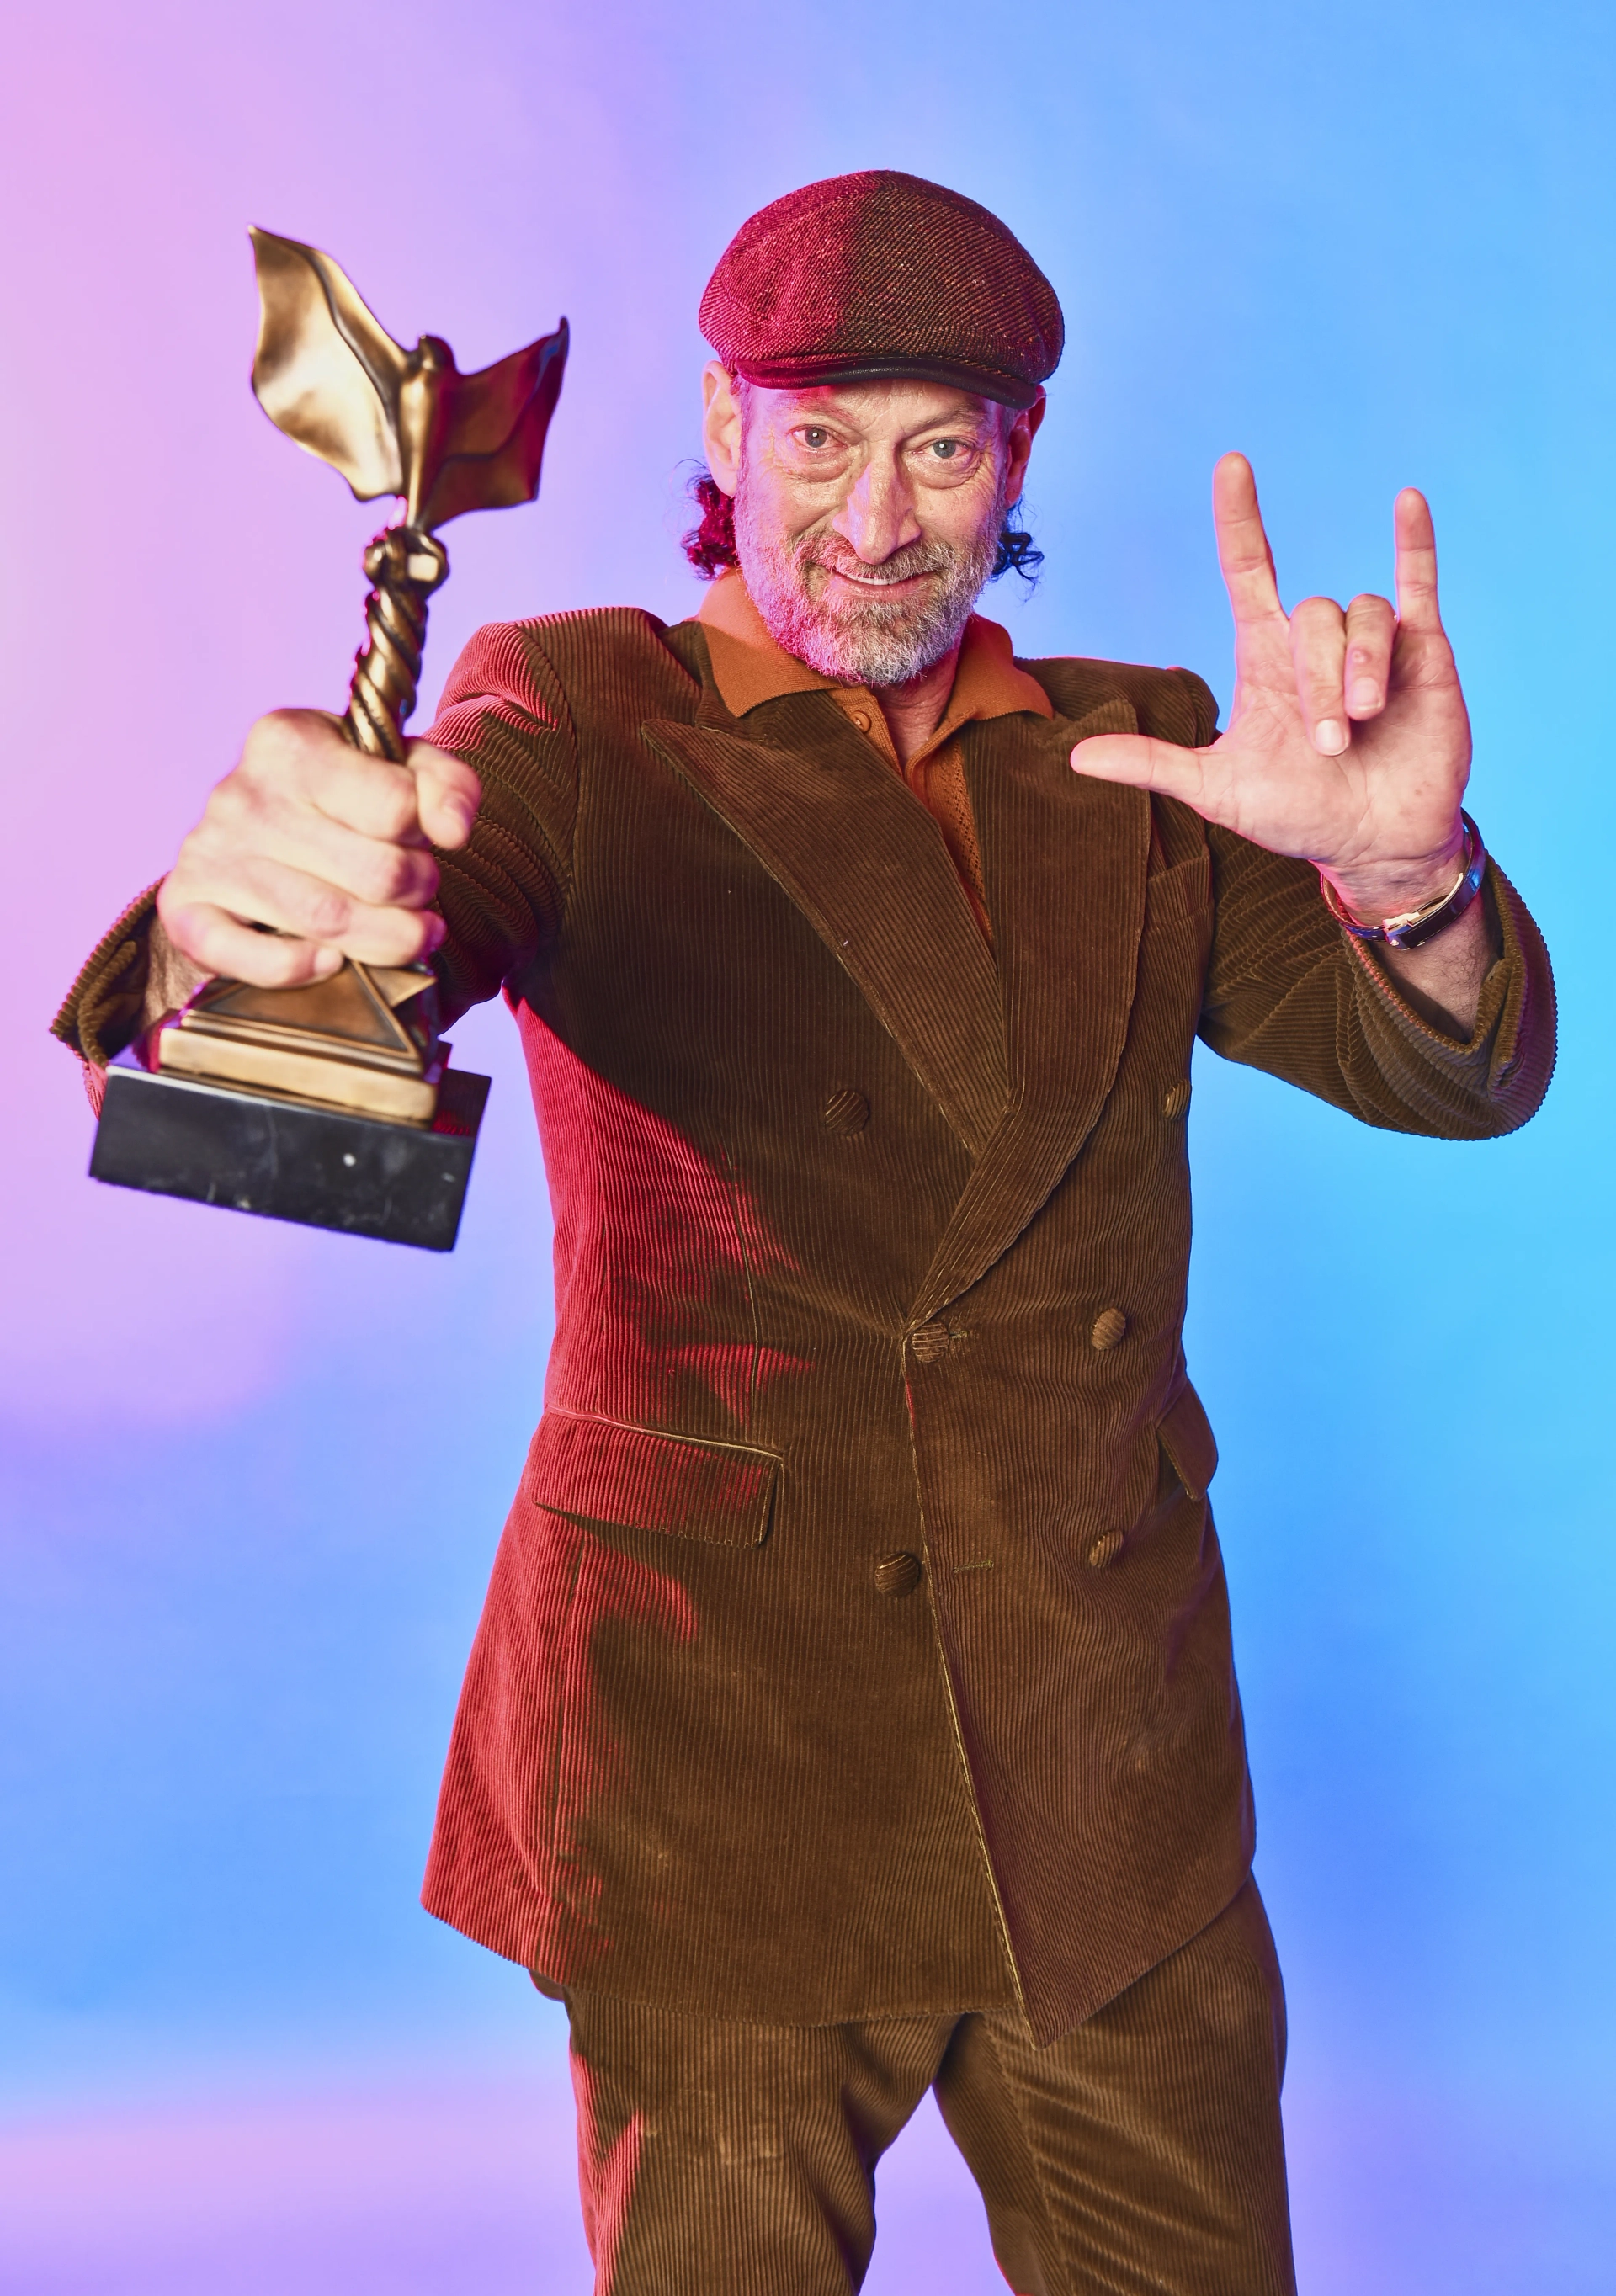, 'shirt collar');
694,568,1055,735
